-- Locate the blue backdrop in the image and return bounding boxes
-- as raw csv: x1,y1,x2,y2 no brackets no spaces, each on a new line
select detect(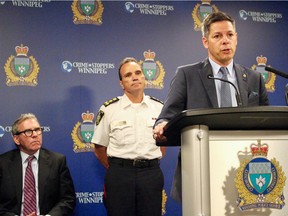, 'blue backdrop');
0,1,287,215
